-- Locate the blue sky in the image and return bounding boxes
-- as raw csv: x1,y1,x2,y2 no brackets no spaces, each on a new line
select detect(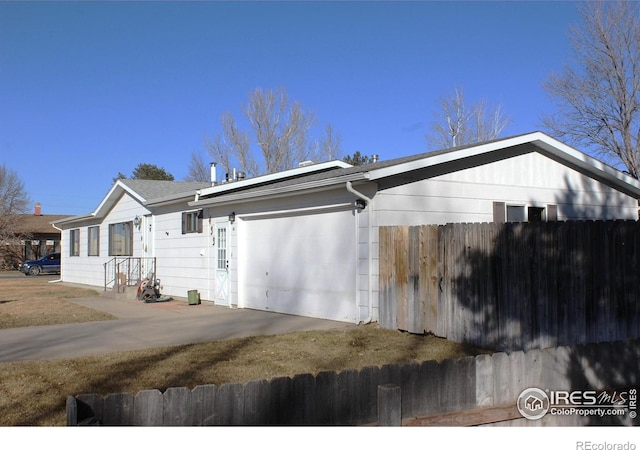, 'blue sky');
0,1,582,215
